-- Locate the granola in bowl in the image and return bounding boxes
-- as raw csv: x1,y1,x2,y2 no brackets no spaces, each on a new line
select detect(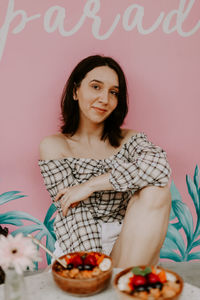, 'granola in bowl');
52,251,112,296
114,265,183,300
